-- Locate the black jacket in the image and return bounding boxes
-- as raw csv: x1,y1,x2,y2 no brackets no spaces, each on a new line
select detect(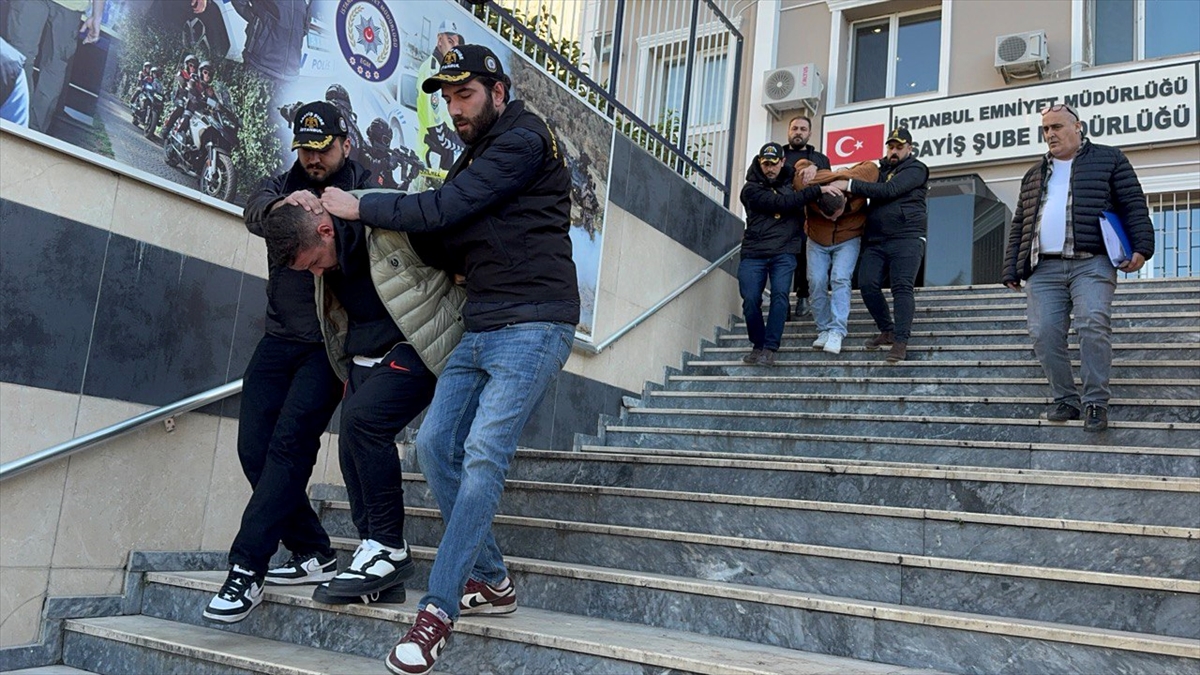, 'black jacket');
1003,140,1154,283
783,144,830,171
853,155,929,244
233,0,309,81
359,100,579,332
739,161,820,258
244,159,373,342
